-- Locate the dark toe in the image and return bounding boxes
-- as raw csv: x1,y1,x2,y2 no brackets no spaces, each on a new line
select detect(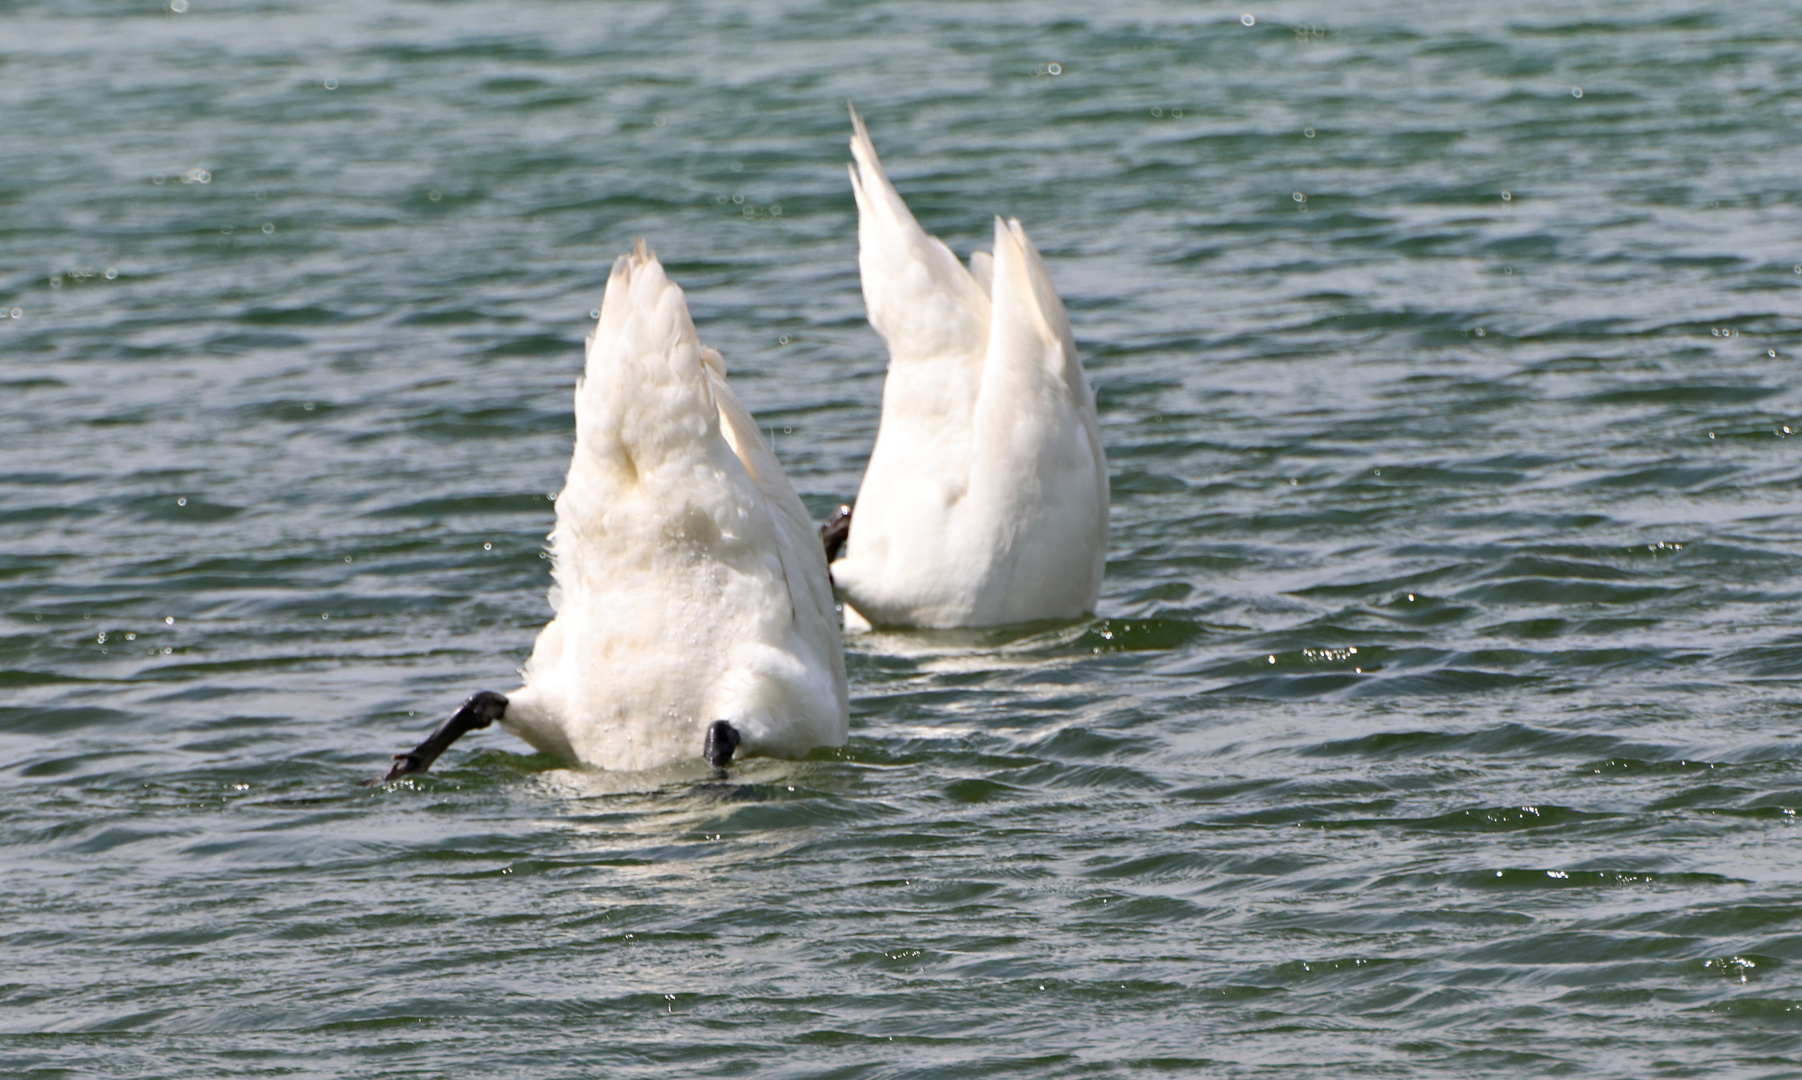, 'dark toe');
703,720,742,769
